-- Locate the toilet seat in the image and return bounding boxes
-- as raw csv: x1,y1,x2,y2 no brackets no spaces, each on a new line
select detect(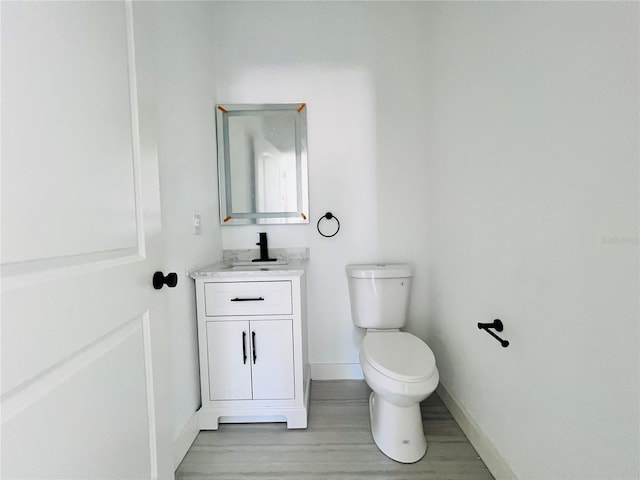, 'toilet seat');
361,332,436,383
